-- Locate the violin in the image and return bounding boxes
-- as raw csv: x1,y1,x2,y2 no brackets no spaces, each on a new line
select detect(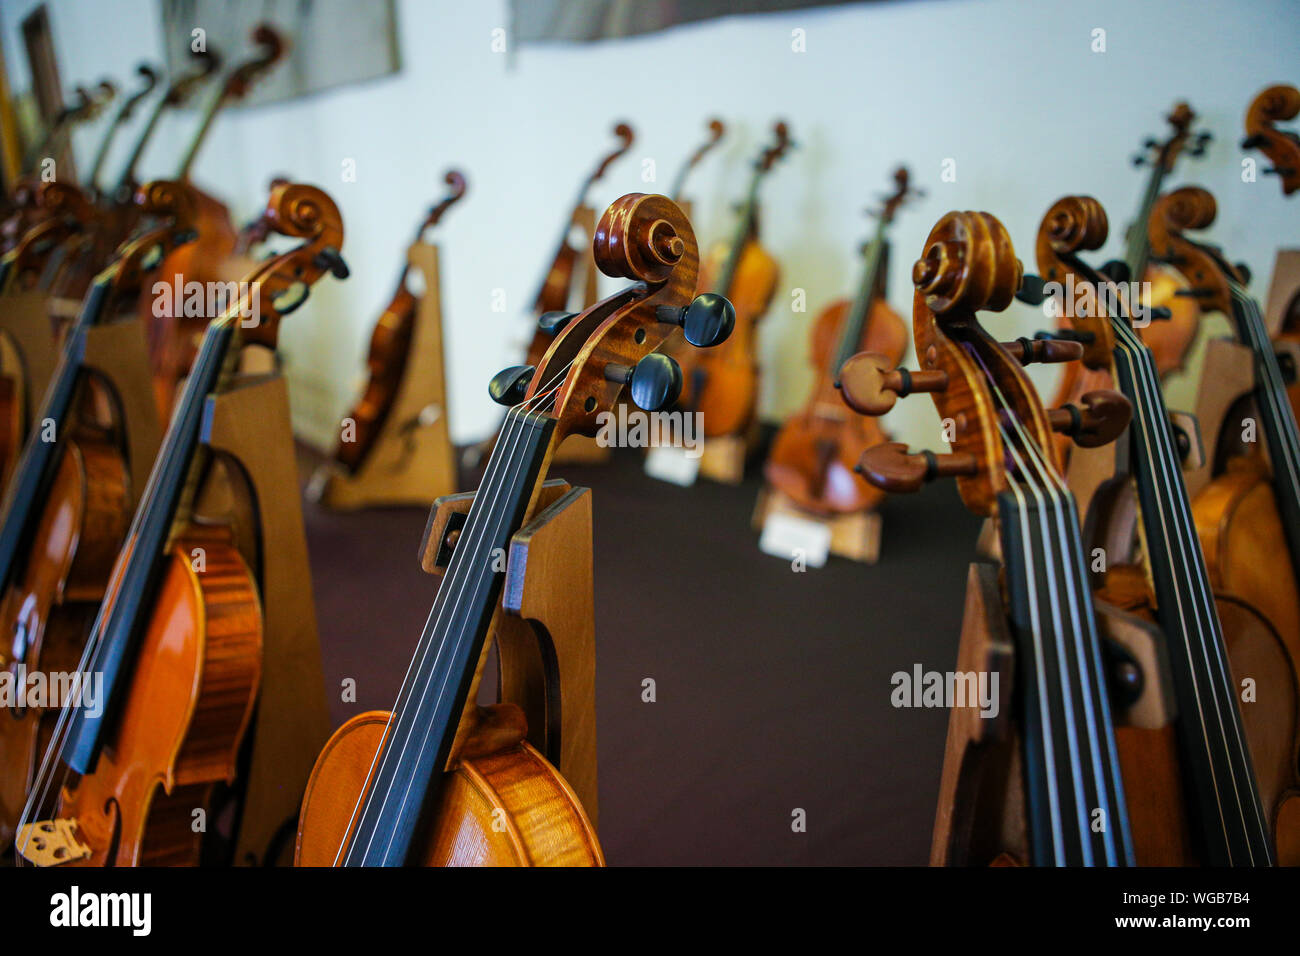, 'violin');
681,120,792,437
1243,84,1300,196
12,183,348,867
295,193,735,866
334,170,467,473
146,23,289,418
232,176,290,256
1036,195,1284,865
1148,187,1300,863
841,209,1137,865
0,181,199,851
763,167,914,516
2,84,114,254
1046,104,1206,461
85,65,159,199
40,49,219,306
669,118,726,210
524,122,635,367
